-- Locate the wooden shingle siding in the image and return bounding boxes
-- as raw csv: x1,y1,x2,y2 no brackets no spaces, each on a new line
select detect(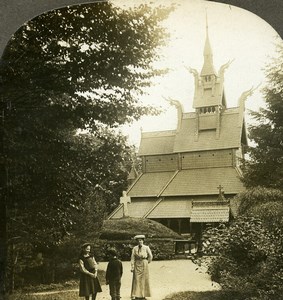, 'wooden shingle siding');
181,149,233,169
145,154,178,172
198,114,217,130
235,148,244,167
